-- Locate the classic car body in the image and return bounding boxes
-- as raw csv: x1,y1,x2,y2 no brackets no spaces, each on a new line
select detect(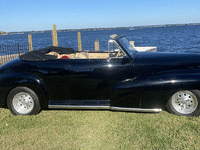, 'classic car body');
0,35,200,116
